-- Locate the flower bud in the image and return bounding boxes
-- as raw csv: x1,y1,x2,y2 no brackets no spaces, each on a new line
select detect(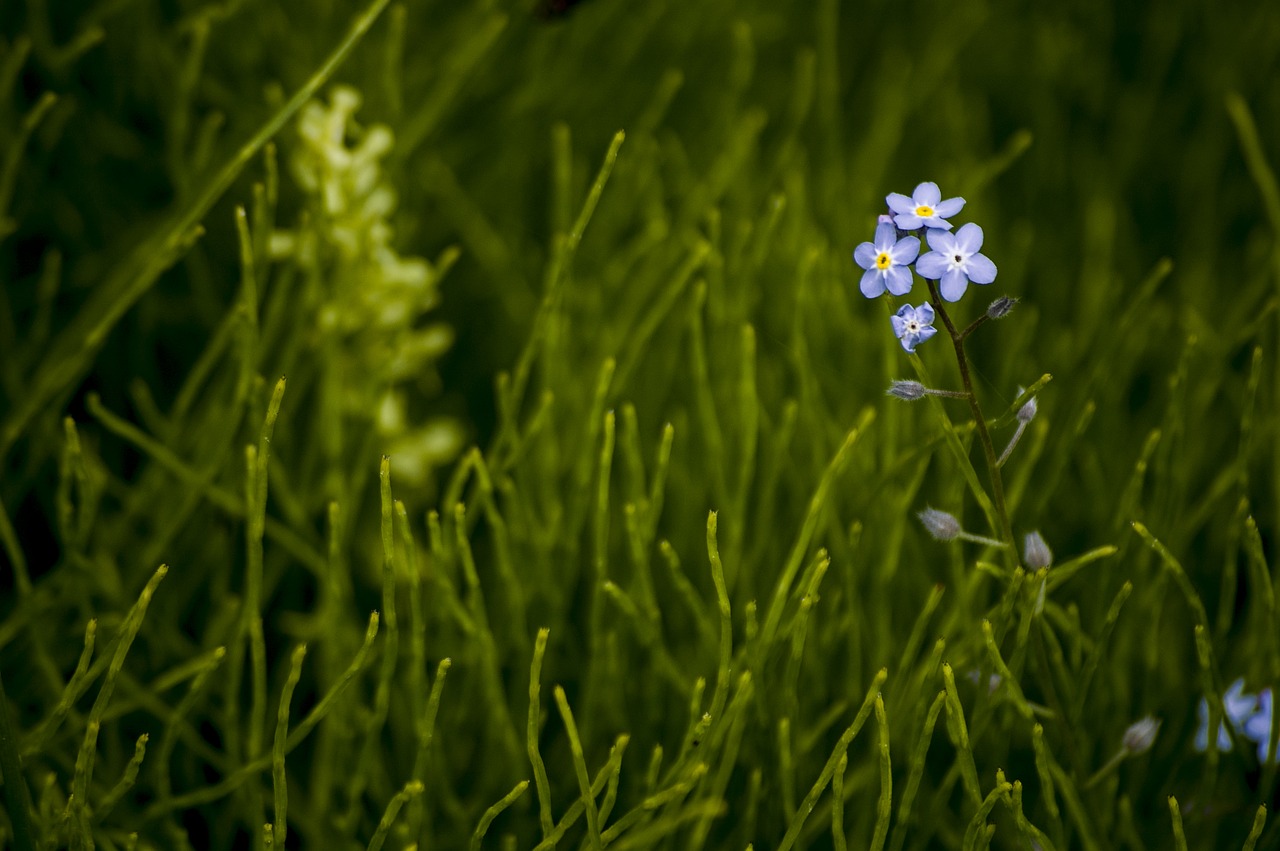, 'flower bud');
918,508,962,541
1122,715,1160,754
1022,531,1052,569
1017,395,1038,423
987,296,1018,319
887,380,927,401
